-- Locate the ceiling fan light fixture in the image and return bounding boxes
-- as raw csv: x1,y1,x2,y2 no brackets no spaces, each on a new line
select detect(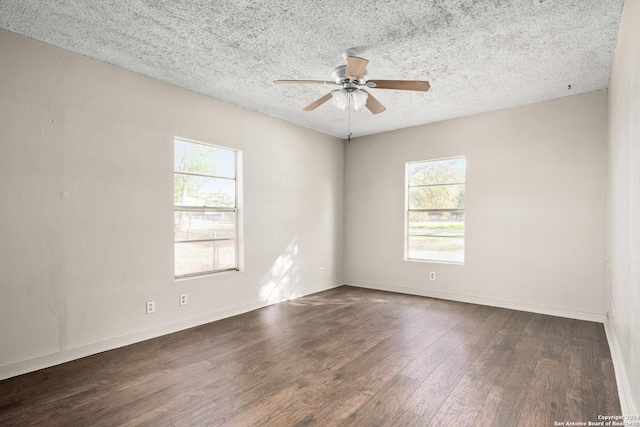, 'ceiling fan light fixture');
352,89,368,110
332,89,349,110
